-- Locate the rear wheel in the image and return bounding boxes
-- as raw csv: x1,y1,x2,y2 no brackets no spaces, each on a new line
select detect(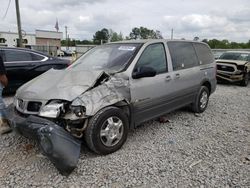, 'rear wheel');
192,86,210,113
84,106,129,155
240,73,249,87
